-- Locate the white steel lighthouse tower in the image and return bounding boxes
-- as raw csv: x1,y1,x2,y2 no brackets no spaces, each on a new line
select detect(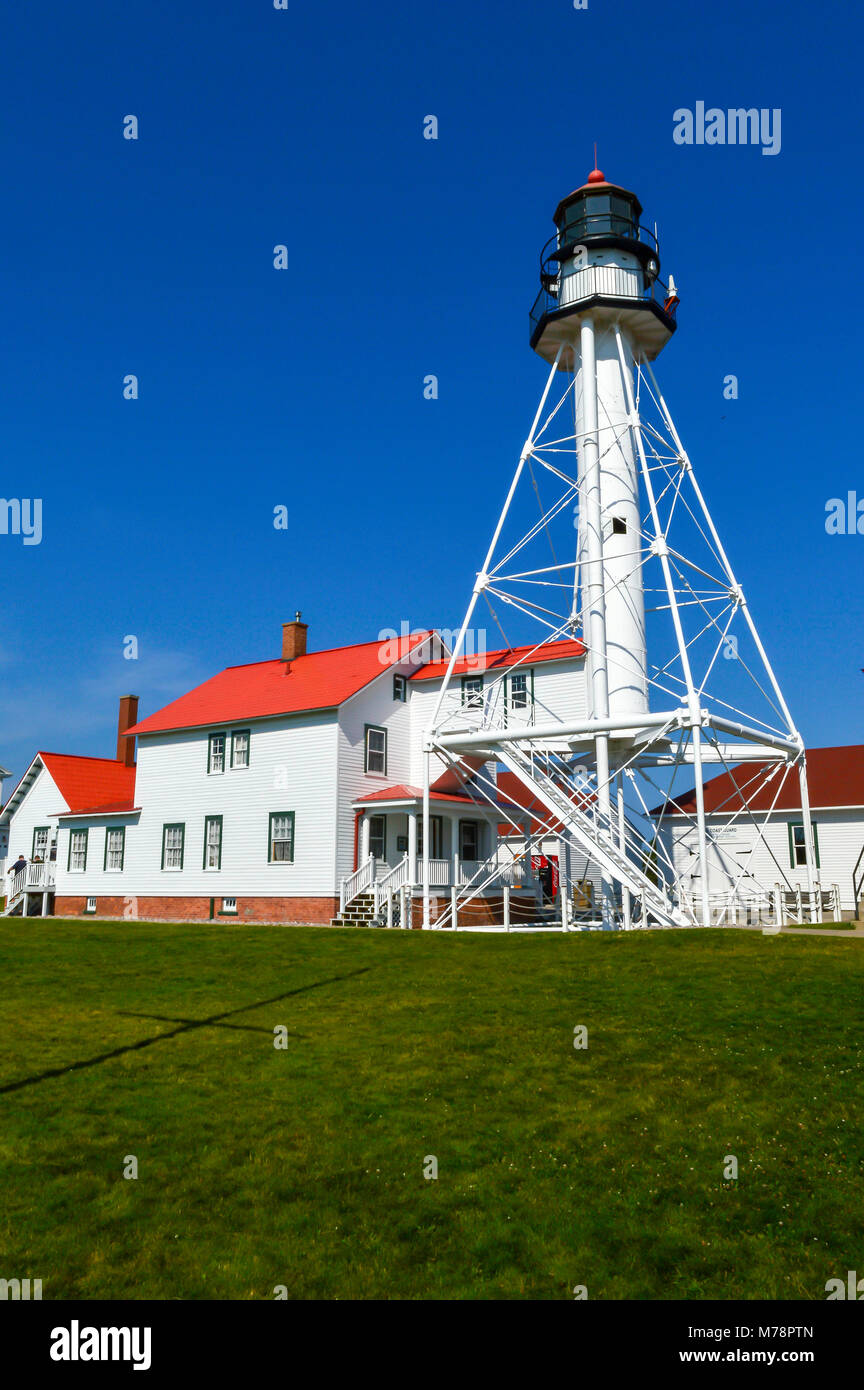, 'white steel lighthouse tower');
421,164,821,930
